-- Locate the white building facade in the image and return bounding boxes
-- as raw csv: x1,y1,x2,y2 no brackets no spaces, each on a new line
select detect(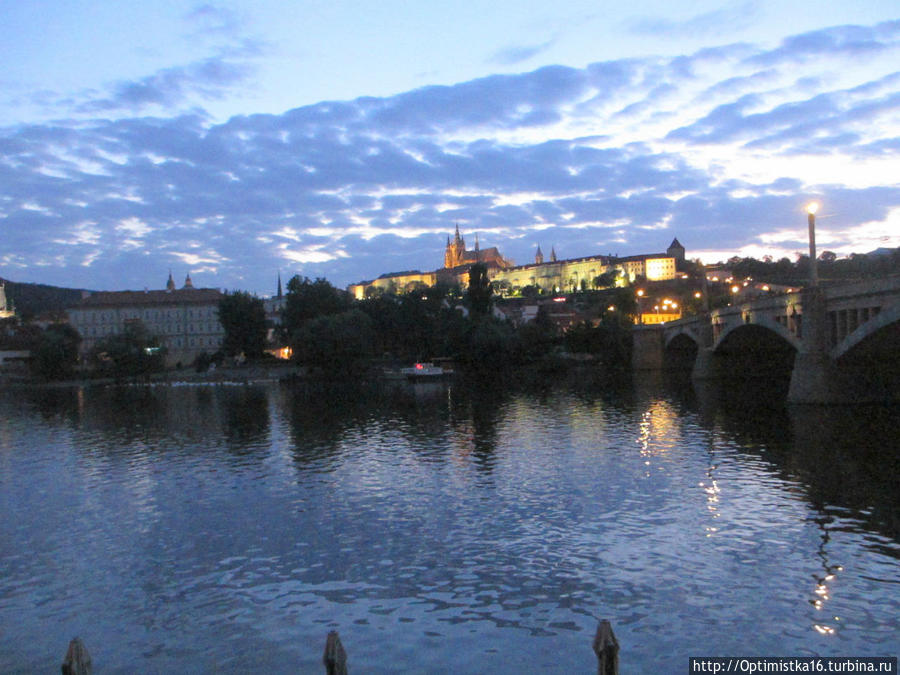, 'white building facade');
67,274,225,368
